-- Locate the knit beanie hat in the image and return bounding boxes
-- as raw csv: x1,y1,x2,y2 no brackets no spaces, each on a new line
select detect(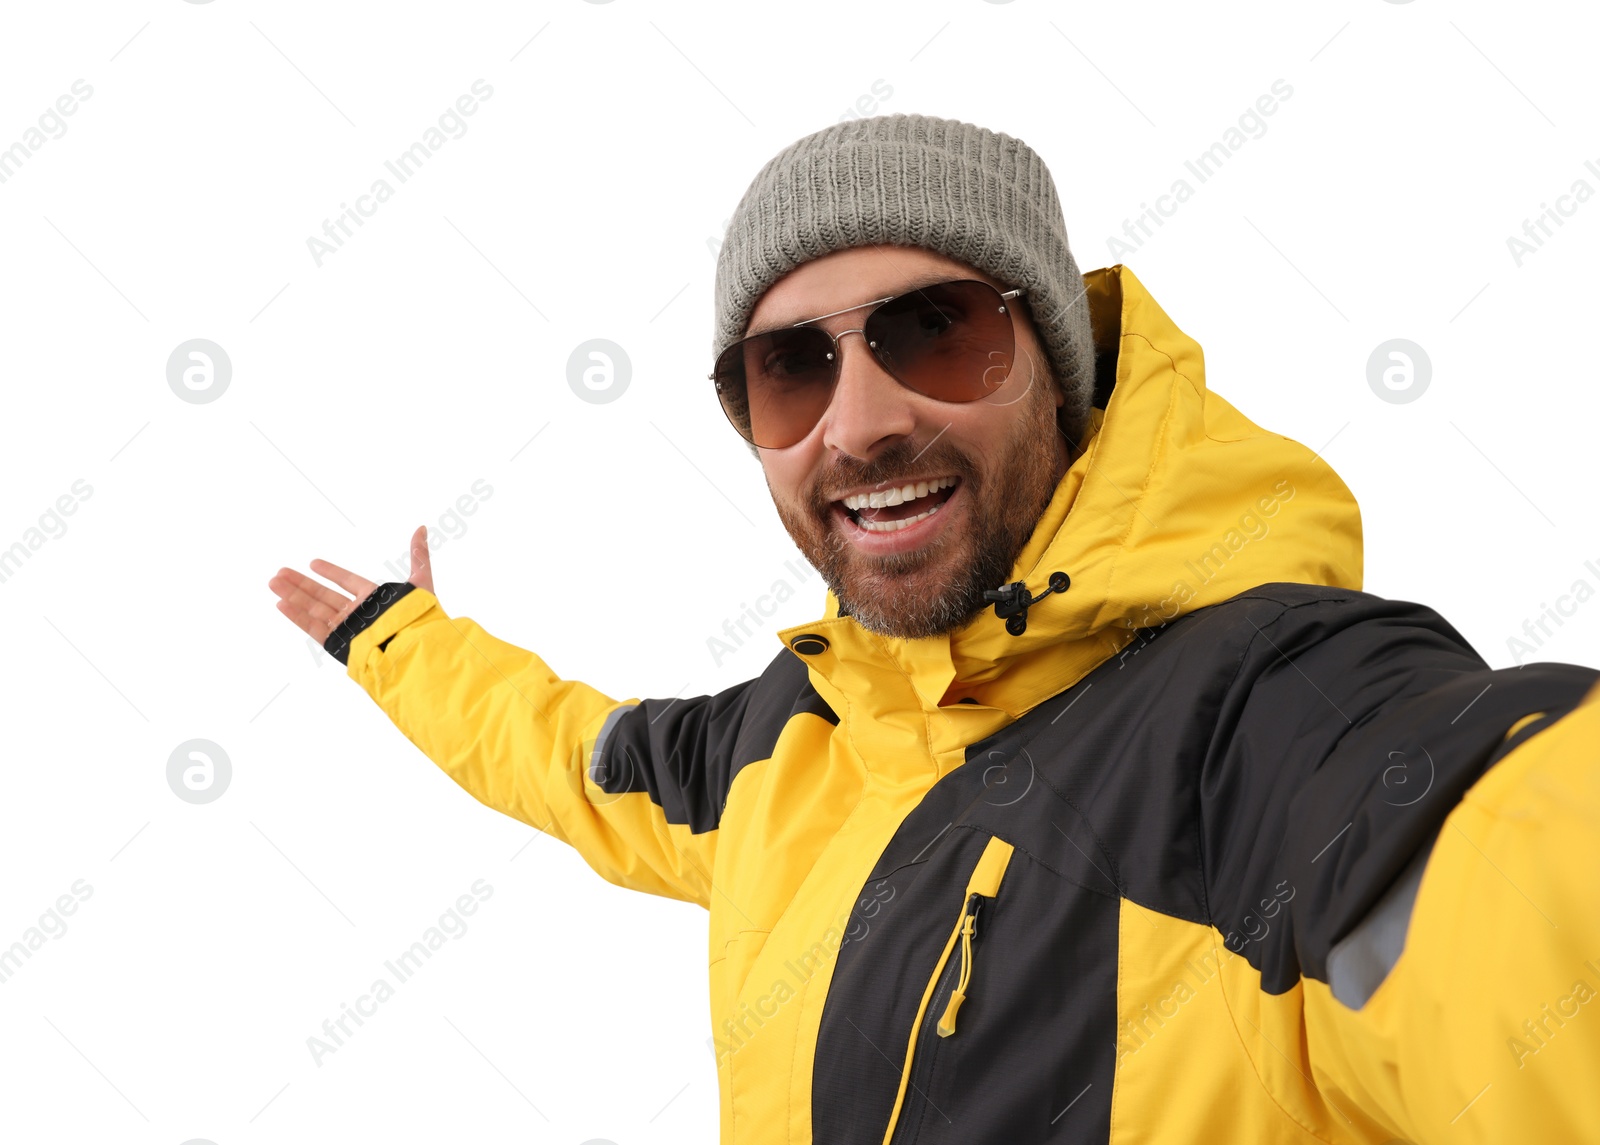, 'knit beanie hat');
712,113,1095,452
